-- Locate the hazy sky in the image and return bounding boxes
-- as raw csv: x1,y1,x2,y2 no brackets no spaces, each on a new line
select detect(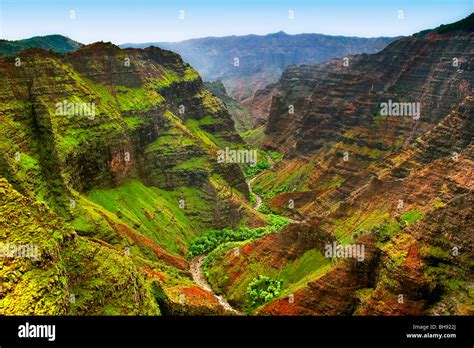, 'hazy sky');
0,0,472,44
